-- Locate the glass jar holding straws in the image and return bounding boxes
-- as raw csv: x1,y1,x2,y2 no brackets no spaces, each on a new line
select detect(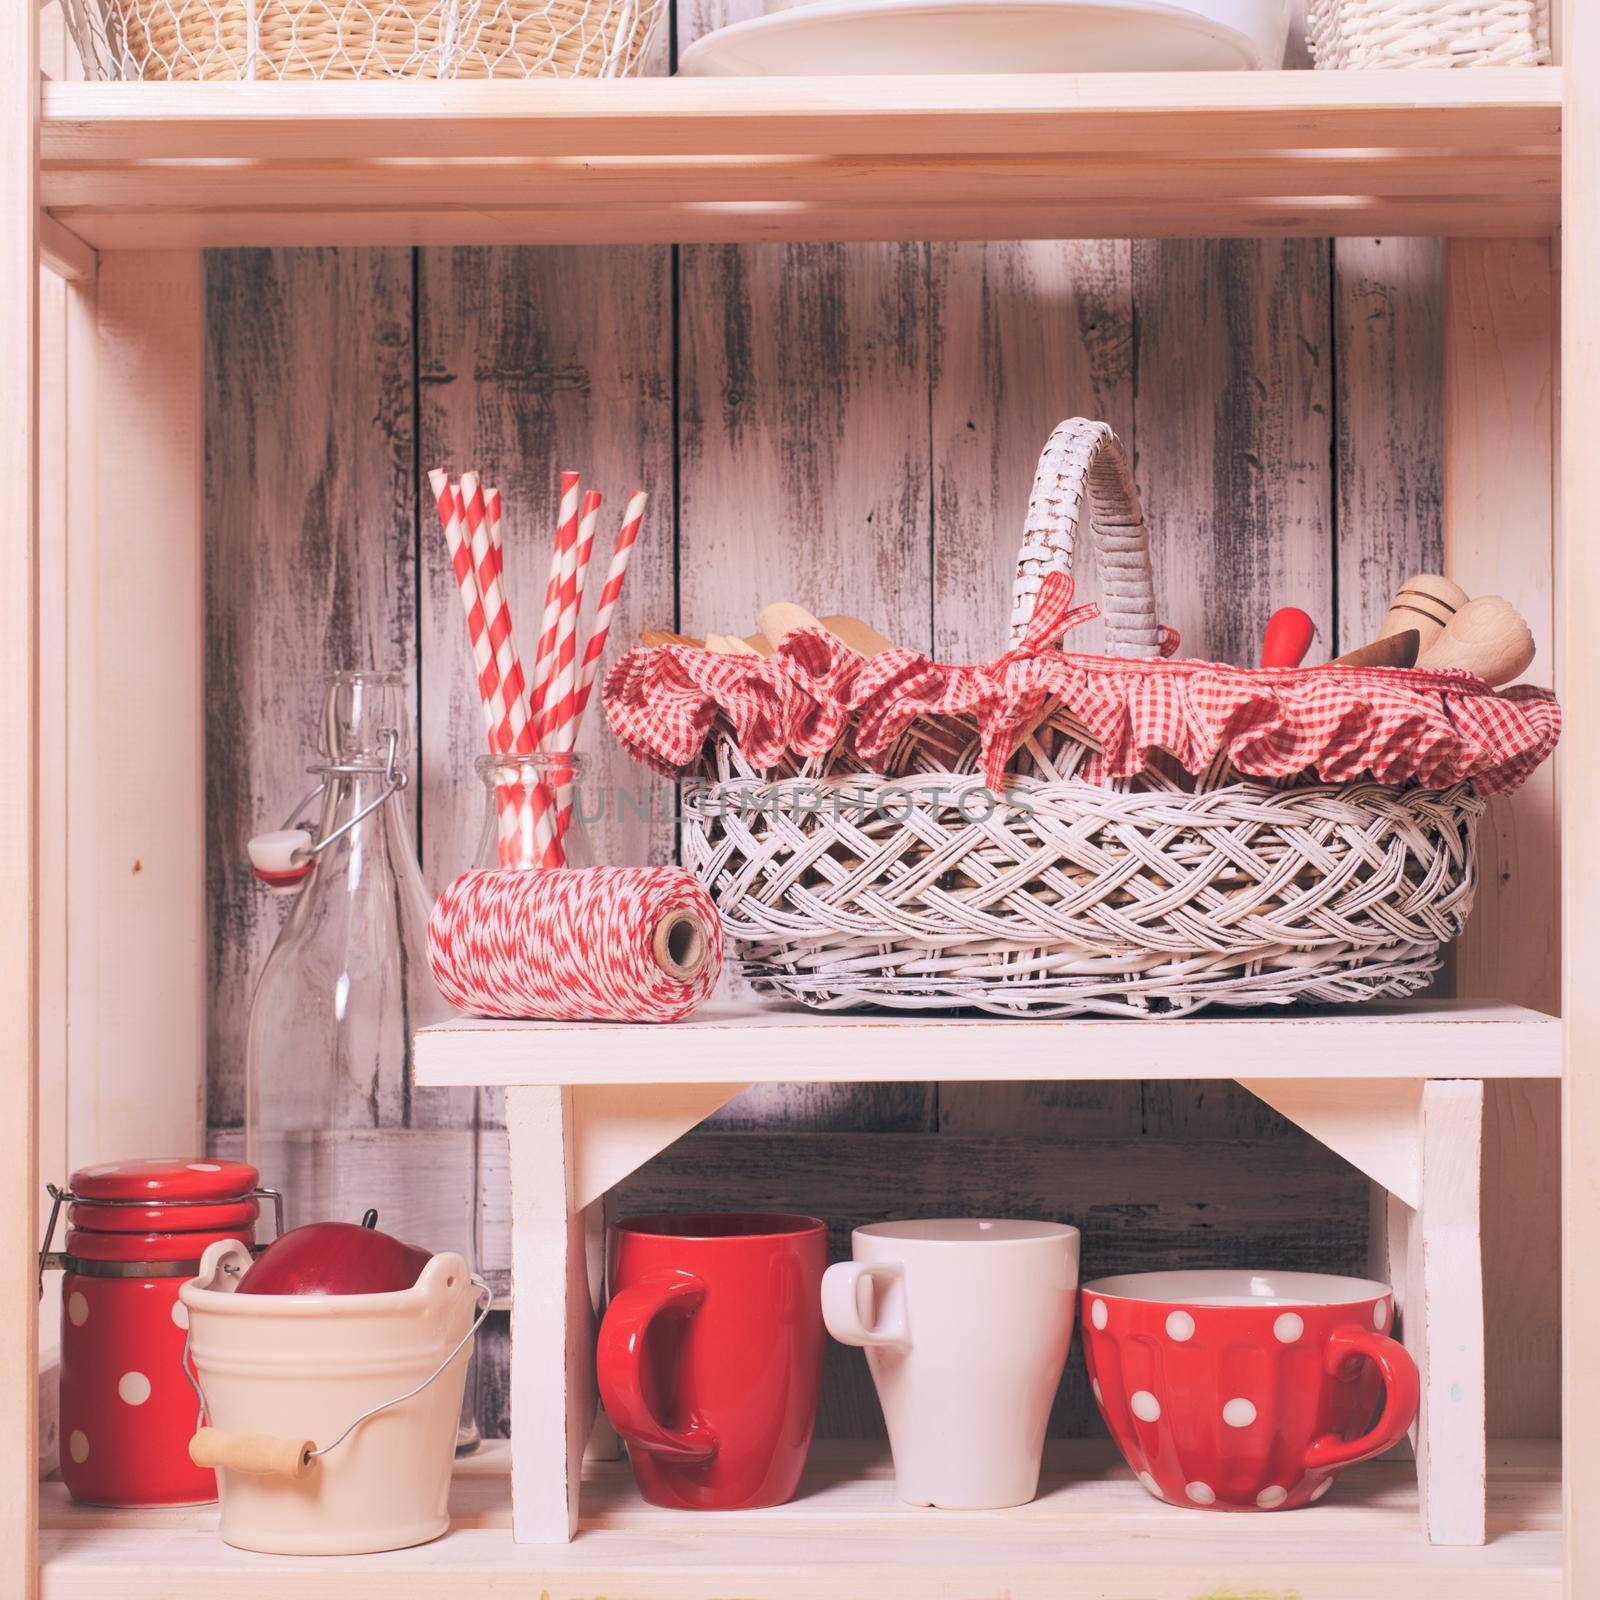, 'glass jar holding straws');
427,465,647,871
475,751,595,872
